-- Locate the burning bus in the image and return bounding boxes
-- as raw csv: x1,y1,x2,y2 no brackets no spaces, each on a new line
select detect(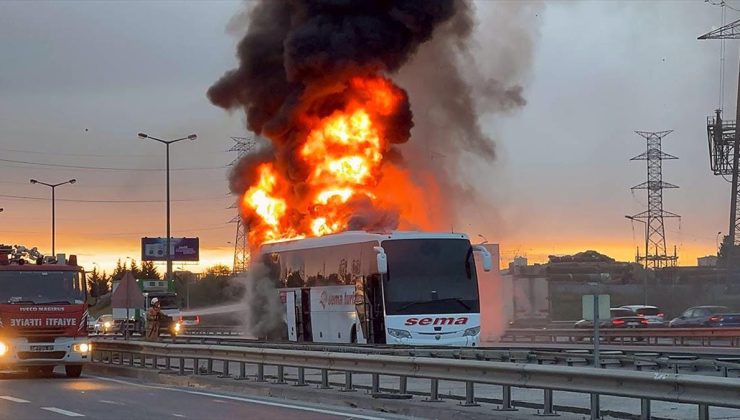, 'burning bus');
0,245,91,377
260,231,491,347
